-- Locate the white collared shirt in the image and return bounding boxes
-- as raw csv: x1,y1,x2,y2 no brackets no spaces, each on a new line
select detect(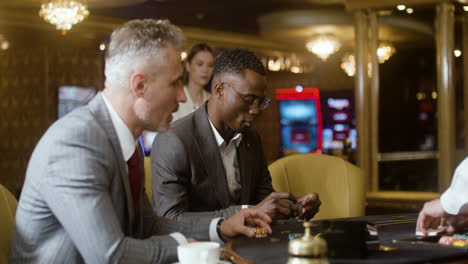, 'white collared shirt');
440,157,468,214
102,94,136,162
208,118,243,204
102,93,223,244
